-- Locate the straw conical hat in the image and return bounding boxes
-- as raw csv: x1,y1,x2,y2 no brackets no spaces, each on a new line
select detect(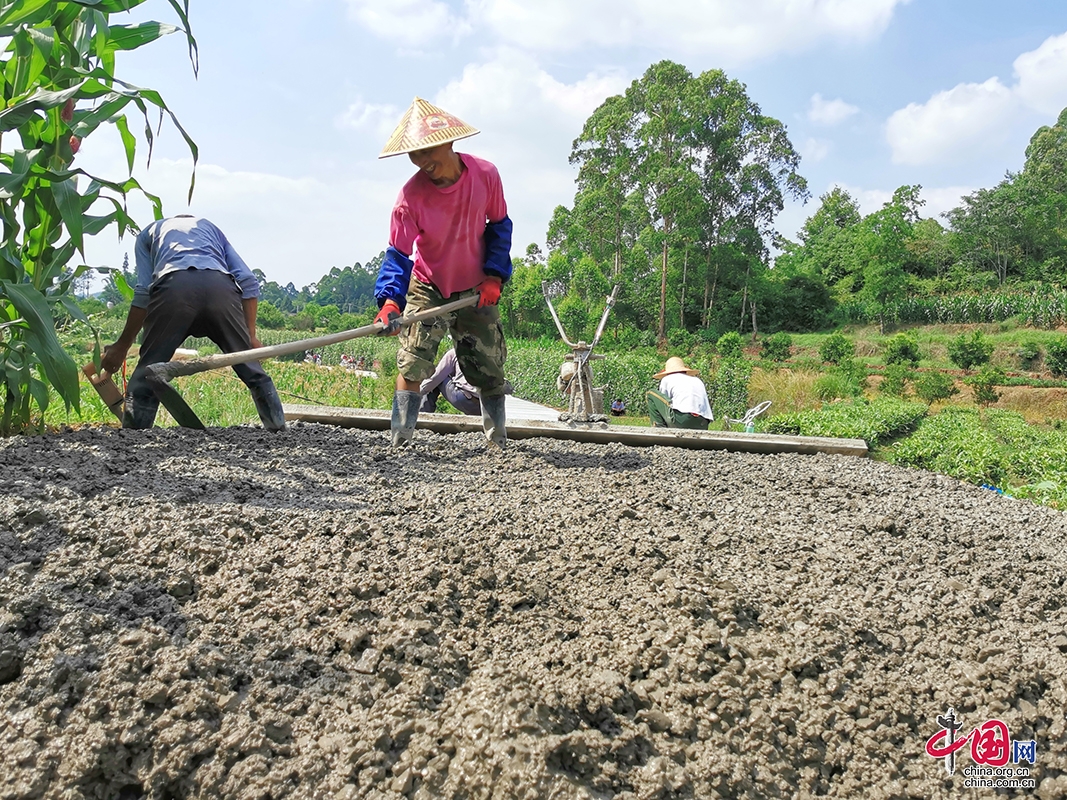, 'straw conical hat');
379,97,479,158
654,356,699,379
